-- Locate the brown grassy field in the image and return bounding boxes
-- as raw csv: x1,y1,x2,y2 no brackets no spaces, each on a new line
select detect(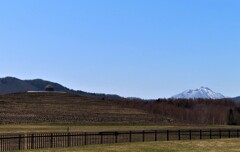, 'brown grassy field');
0,92,169,125
0,124,239,133
14,138,240,152
0,92,237,126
